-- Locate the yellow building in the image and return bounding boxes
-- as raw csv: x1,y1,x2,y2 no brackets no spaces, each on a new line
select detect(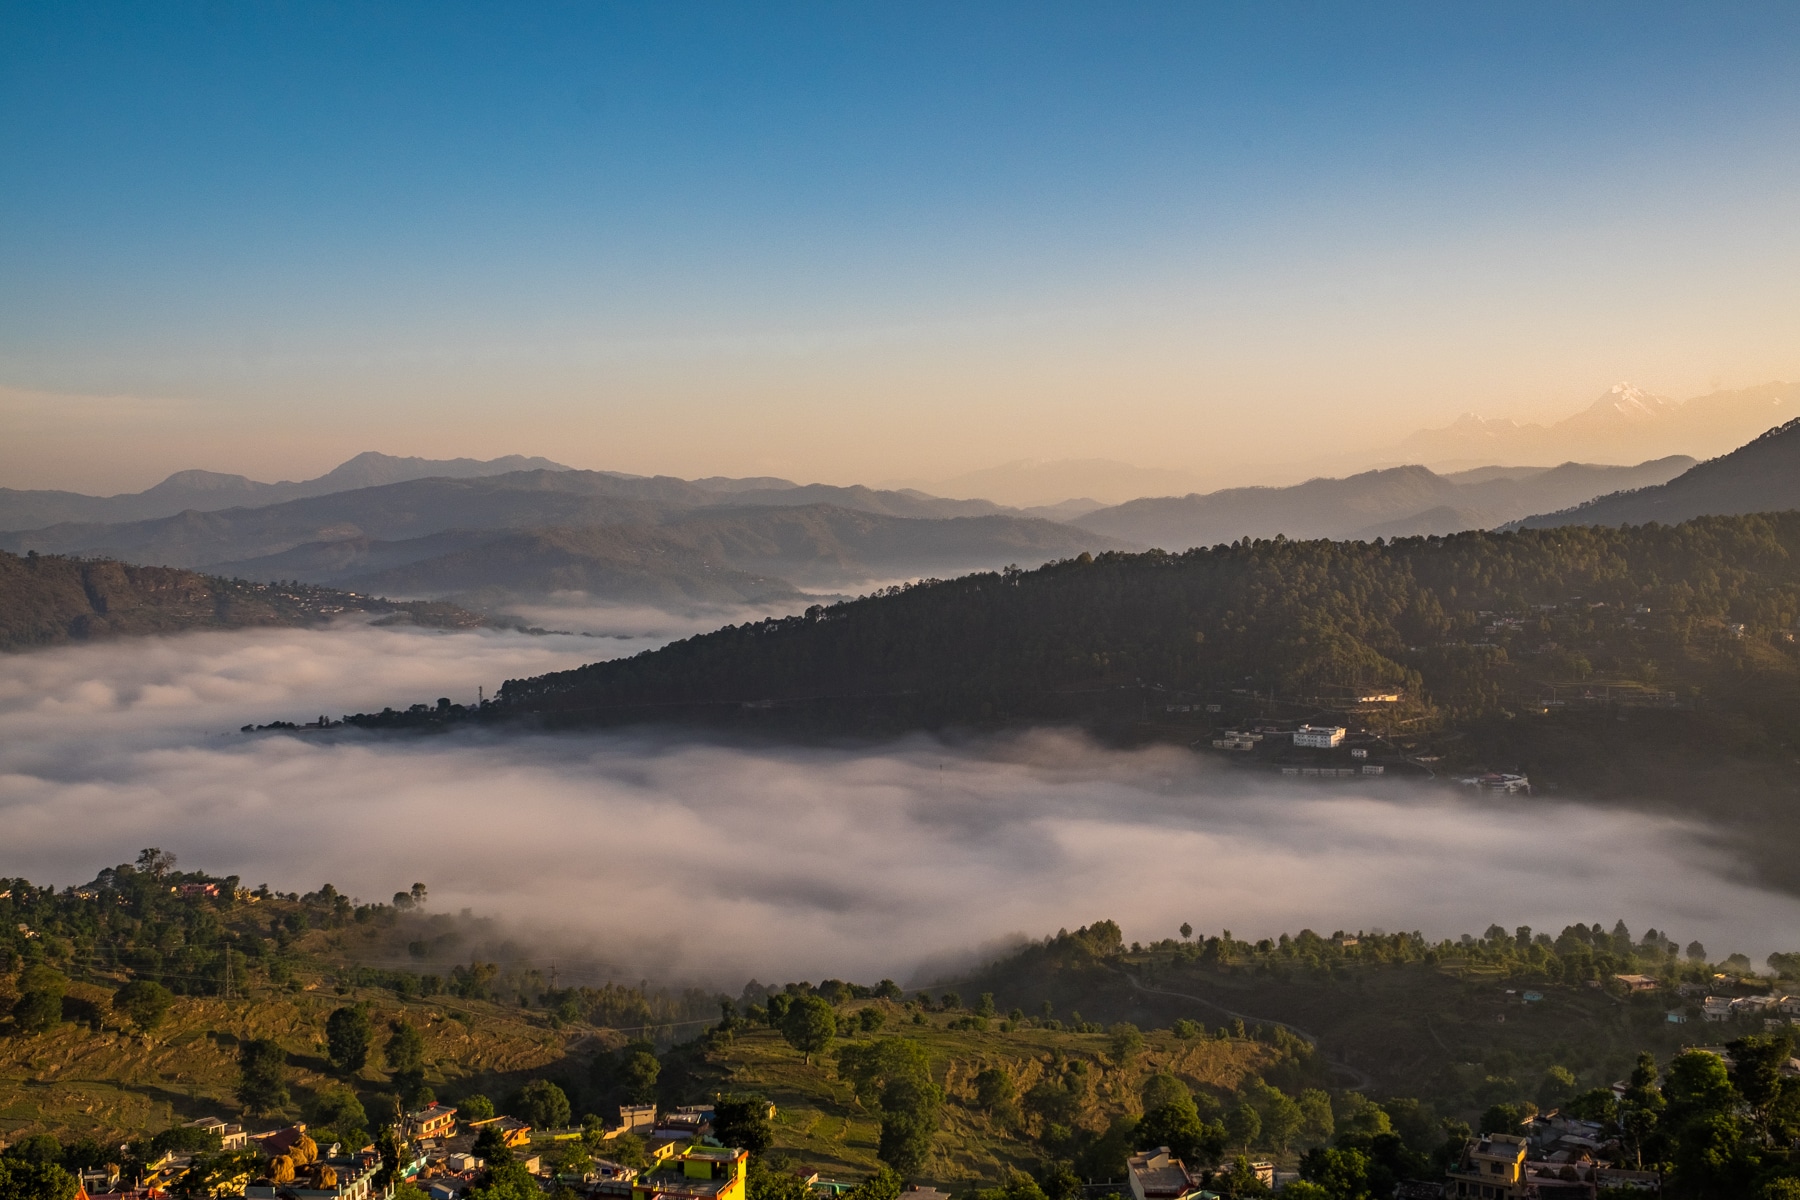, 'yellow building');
467,1116,533,1148
630,1146,748,1200
1445,1133,1527,1199
406,1103,459,1141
